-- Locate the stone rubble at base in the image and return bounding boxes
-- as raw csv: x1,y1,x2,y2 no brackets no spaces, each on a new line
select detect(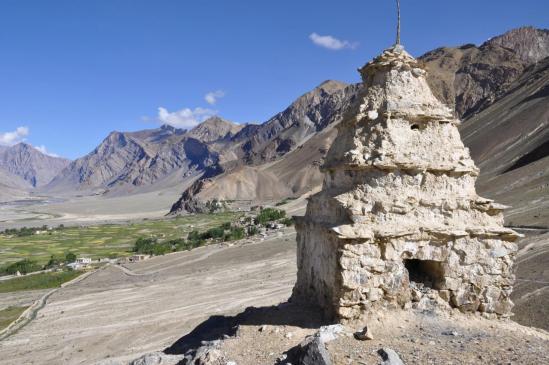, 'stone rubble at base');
291,44,521,322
